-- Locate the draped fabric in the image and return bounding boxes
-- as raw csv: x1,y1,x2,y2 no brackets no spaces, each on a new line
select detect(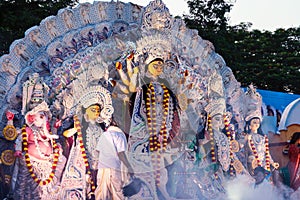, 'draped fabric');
288,144,300,190
13,154,66,200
